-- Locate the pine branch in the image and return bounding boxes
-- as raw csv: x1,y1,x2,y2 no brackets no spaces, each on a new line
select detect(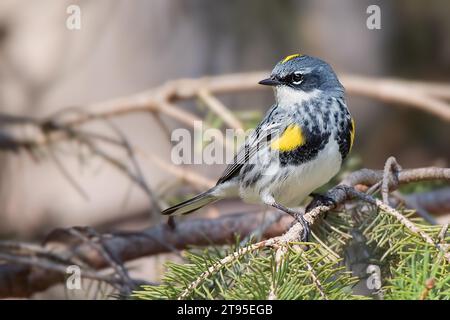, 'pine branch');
134,158,450,300
1,160,448,298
